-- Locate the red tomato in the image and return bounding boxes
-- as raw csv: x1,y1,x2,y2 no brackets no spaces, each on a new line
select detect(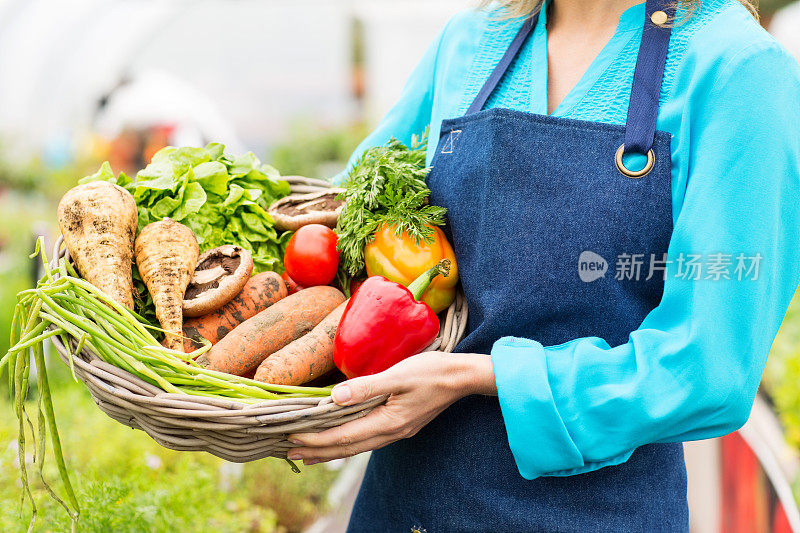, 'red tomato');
281,271,304,294
284,224,340,286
